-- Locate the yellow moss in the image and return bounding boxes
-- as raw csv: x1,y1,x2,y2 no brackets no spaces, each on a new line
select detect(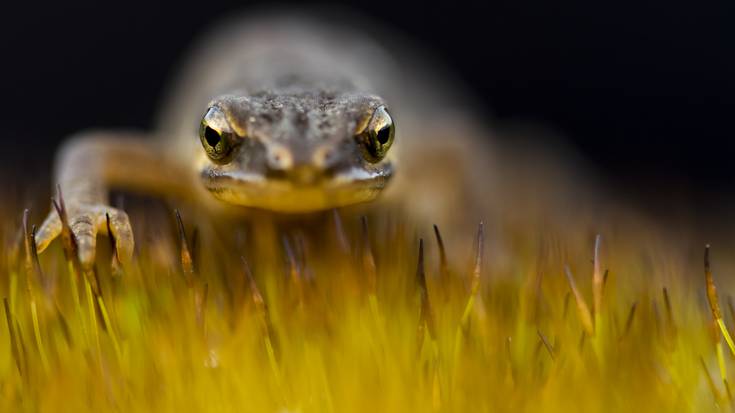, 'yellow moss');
0,202,731,412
